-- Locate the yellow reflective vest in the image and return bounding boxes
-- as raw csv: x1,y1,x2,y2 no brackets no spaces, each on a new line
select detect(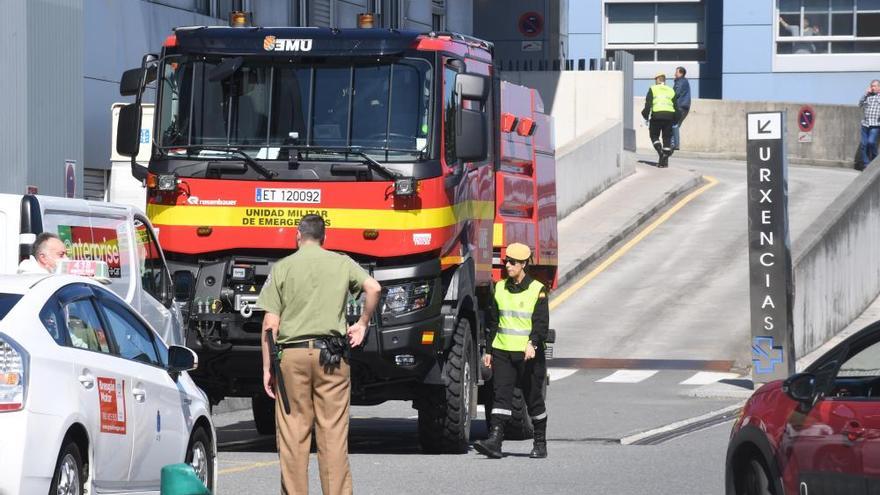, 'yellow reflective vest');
492,279,544,352
650,84,676,114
